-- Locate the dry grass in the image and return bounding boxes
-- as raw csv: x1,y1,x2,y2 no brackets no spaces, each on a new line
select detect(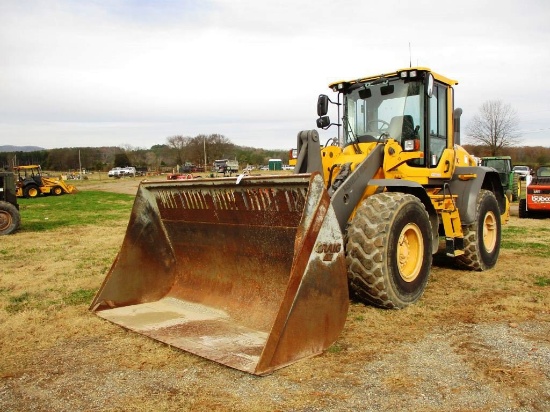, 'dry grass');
1,180,549,411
